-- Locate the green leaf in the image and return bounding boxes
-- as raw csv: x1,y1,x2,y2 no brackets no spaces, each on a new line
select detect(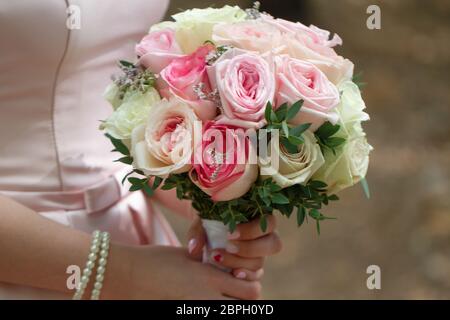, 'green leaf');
316,220,321,235
106,134,130,156
325,137,346,148
309,180,328,190
328,194,339,201
286,100,303,121
259,215,268,233
228,220,237,233
114,156,133,165
264,102,272,122
128,177,143,185
143,183,154,197
297,206,306,227
119,60,135,68
360,177,371,199
152,176,163,190
315,122,340,139
280,137,298,154
281,121,289,138
129,184,143,192
288,135,304,145
275,103,288,121
290,123,311,137
309,209,322,220
271,193,290,204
